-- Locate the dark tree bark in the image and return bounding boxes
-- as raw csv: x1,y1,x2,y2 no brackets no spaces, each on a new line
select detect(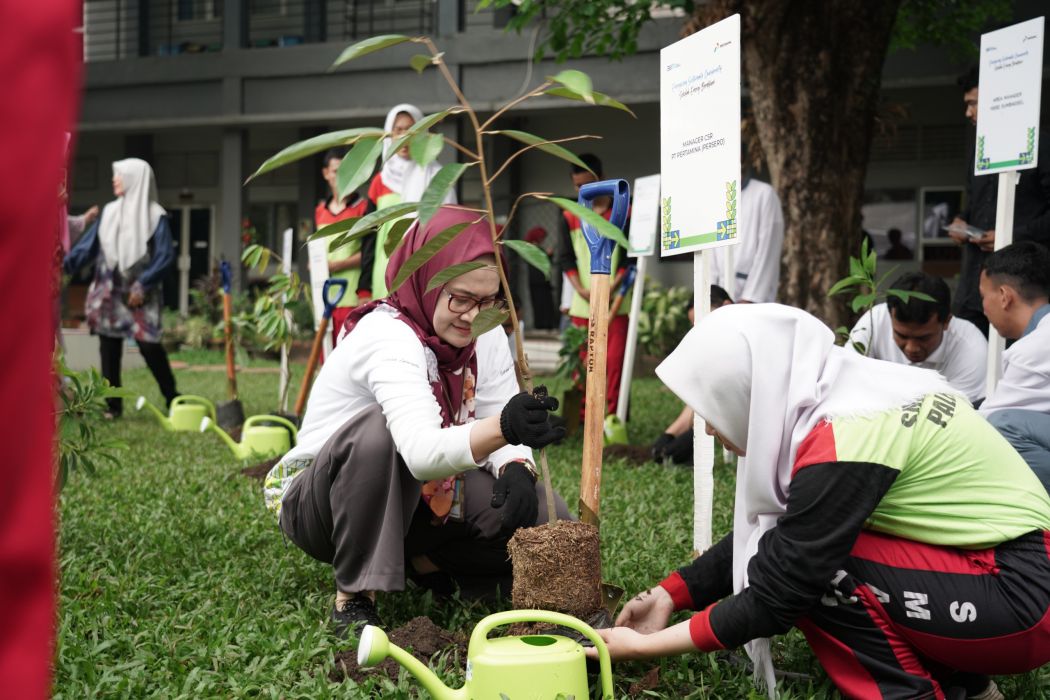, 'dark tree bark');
692,1,902,327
